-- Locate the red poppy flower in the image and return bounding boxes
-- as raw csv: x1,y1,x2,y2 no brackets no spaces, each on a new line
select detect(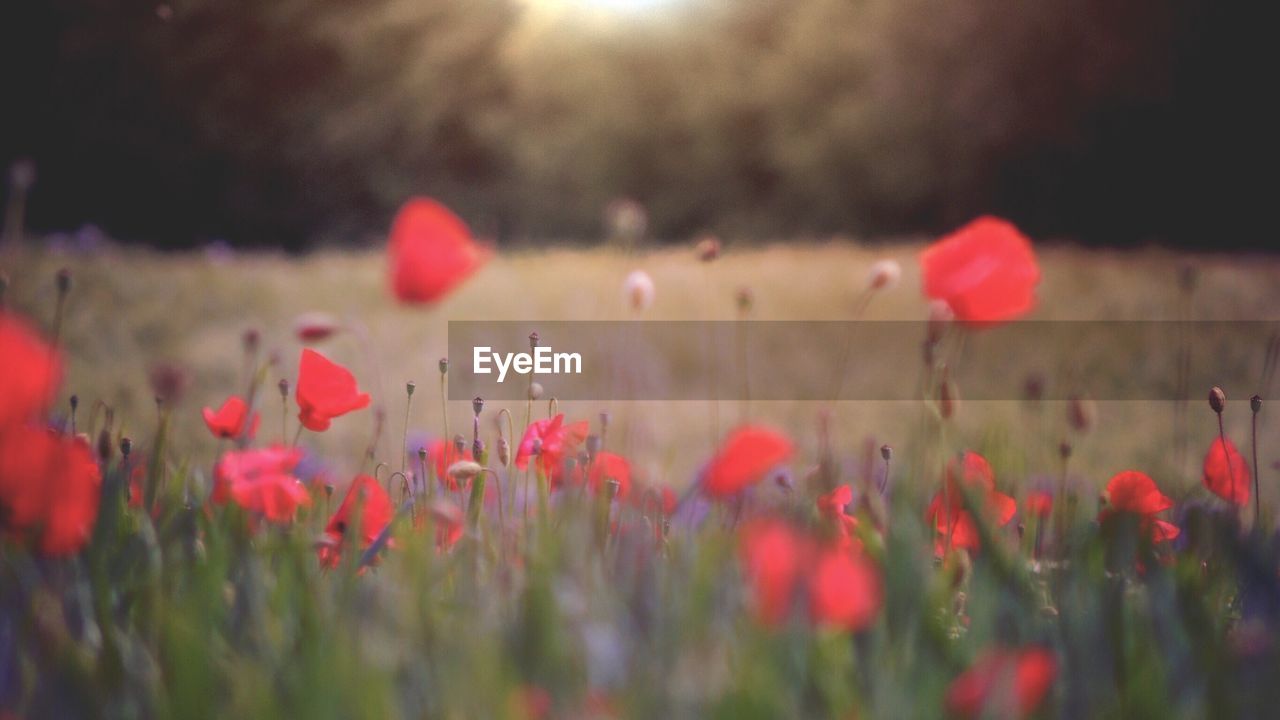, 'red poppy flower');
425,439,475,491
817,484,861,547
212,446,309,522
920,216,1041,325
704,425,794,497
0,427,101,555
926,451,1016,553
1203,437,1250,506
738,519,807,625
295,349,371,432
807,546,883,632
387,197,491,304
201,396,260,440
292,311,341,343
515,414,589,485
1025,490,1053,519
659,485,677,515
511,685,552,720
945,646,1057,720
319,474,394,567
586,451,632,499
0,312,61,429
1101,470,1179,543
